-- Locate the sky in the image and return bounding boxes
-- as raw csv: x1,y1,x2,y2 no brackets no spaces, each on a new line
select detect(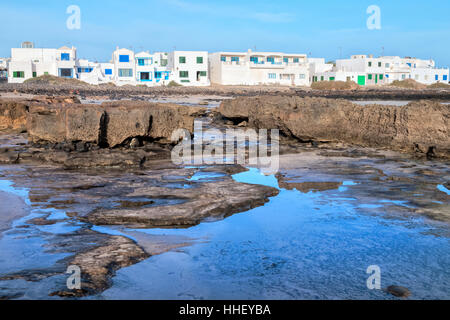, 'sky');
1,0,449,66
